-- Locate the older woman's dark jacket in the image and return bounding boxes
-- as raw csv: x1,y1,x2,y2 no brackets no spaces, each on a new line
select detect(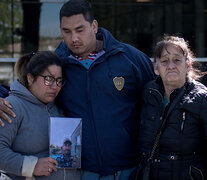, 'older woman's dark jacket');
138,77,207,180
